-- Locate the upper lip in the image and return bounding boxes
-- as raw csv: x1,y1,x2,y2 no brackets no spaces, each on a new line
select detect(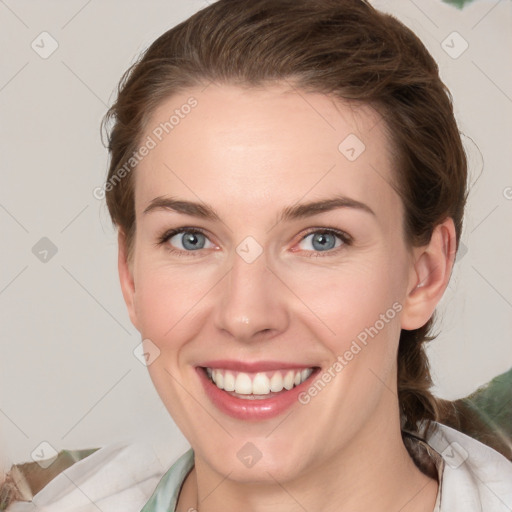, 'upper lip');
199,360,317,372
